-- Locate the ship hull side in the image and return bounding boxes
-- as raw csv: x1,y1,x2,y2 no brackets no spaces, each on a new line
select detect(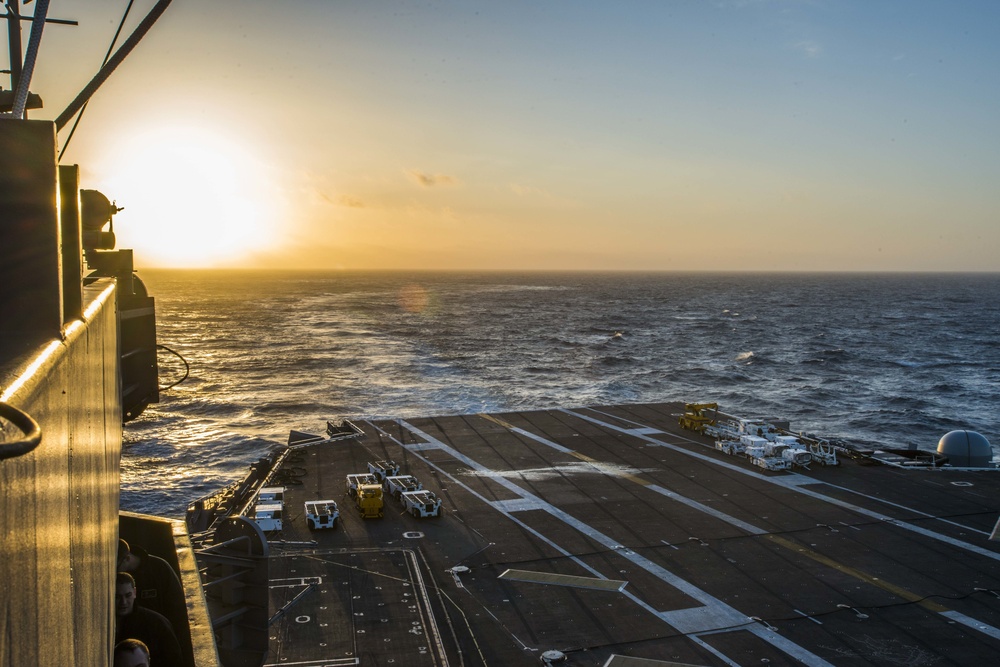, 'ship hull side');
1,280,121,666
